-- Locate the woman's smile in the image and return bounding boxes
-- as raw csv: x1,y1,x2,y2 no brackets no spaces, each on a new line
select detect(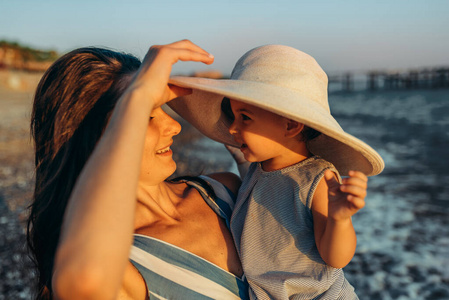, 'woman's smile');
156,145,172,156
